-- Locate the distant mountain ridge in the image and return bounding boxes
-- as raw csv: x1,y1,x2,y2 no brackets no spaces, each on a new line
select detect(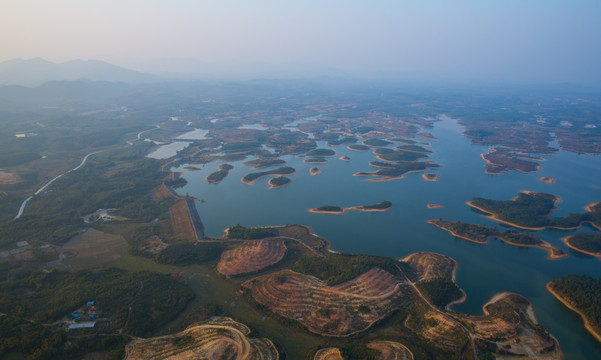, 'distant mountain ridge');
0,58,160,86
